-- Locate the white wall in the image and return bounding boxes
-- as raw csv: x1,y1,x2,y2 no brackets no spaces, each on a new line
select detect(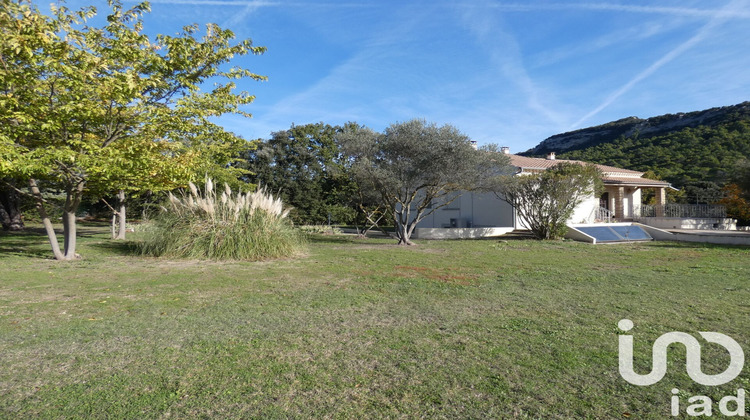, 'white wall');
569,193,600,224
631,188,642,218
415,192,515,229
412,227,515,239
416,185,632,230
512,192,600,228
636,217,737,230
